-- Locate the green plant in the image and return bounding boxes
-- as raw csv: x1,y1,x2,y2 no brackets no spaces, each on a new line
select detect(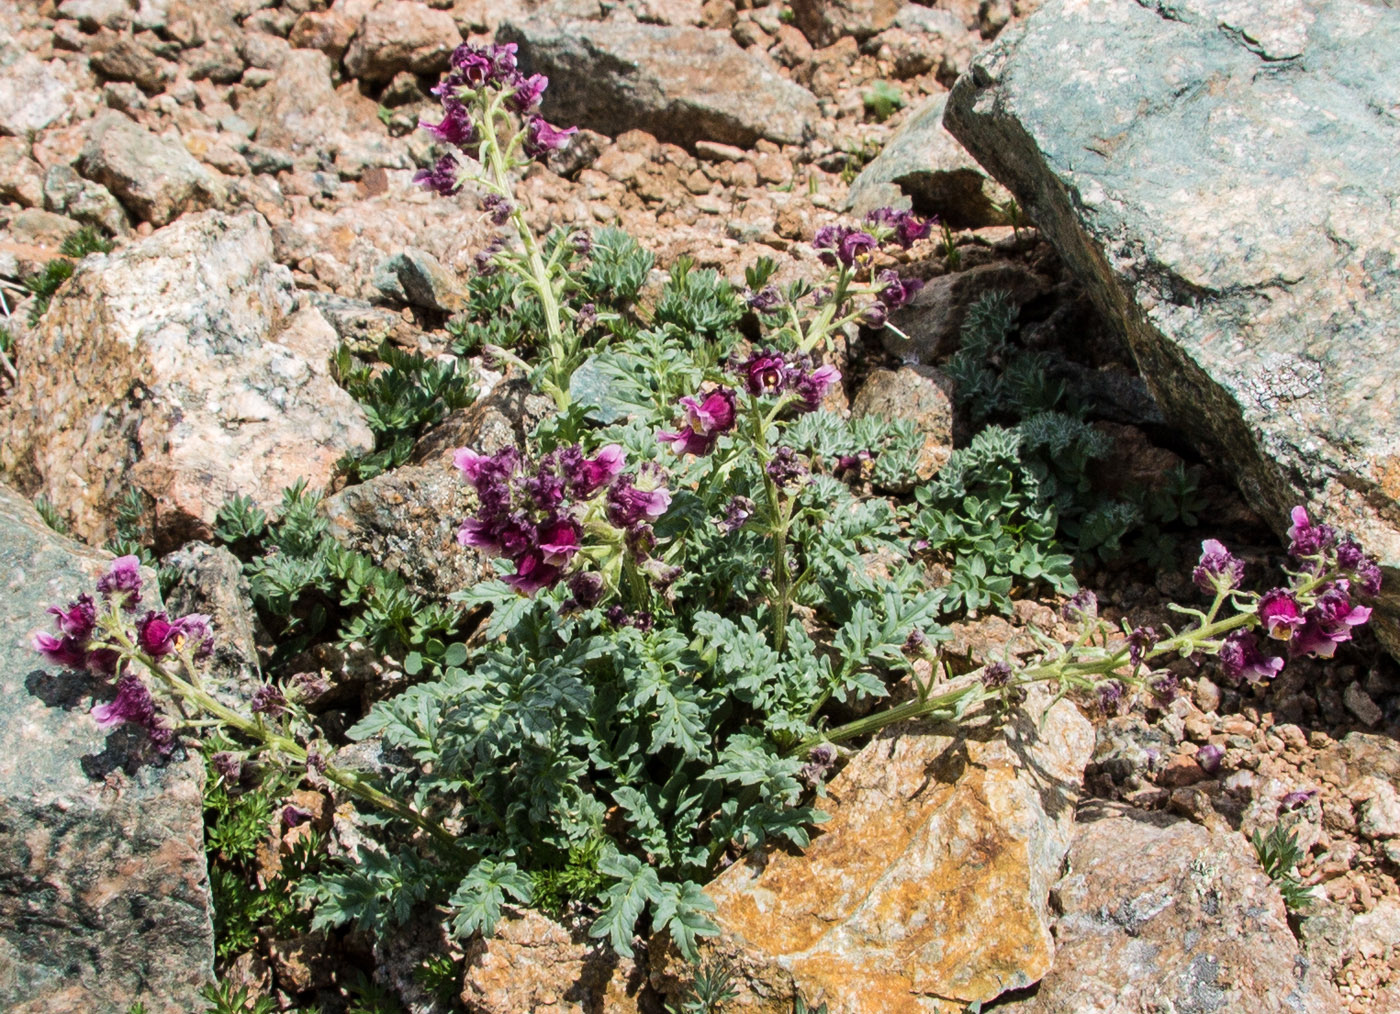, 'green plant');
24,227,113,324
213,482,465,669
33,494,68,535
414,954,461,1008
201,981,277,1014
1251,822,1312,912
204,745,323,960
347,971,406,1014
938,222,961,270
333,340,476,481
670,958,738,1014
862,80,904,123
